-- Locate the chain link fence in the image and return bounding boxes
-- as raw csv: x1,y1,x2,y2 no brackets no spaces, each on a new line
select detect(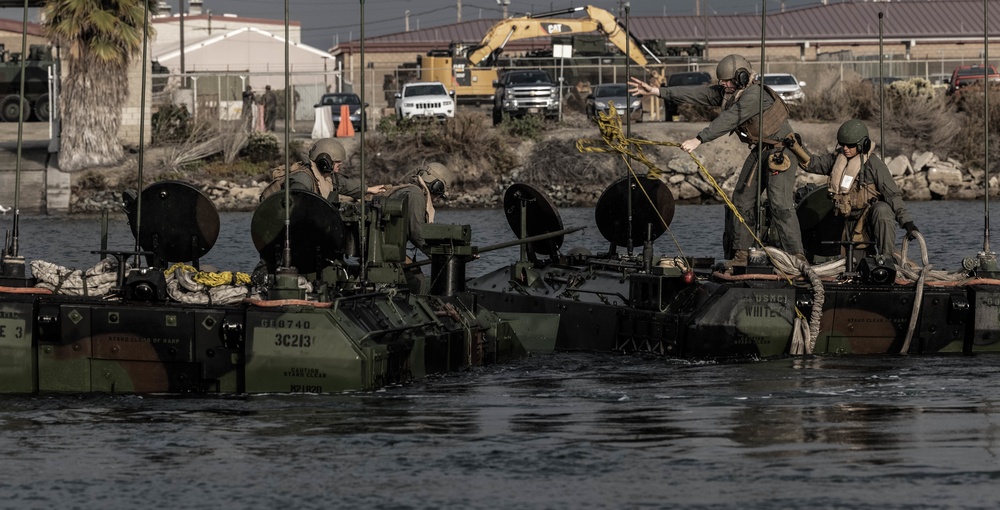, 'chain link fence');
153,55,997,129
